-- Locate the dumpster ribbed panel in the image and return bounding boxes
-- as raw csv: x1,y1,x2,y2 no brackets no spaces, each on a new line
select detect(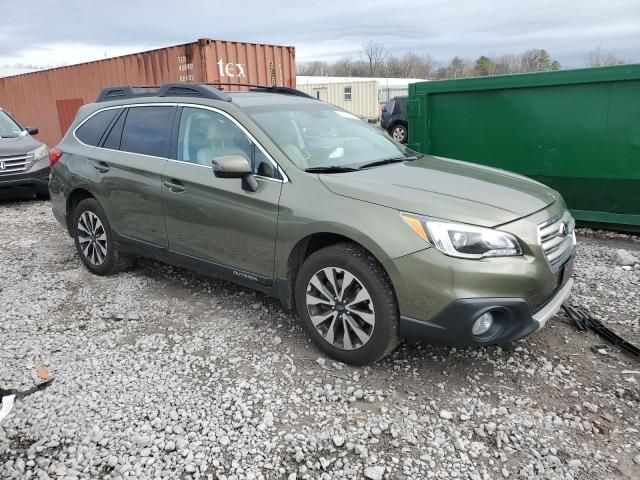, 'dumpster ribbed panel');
407,64,640,228
0,39,296,147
